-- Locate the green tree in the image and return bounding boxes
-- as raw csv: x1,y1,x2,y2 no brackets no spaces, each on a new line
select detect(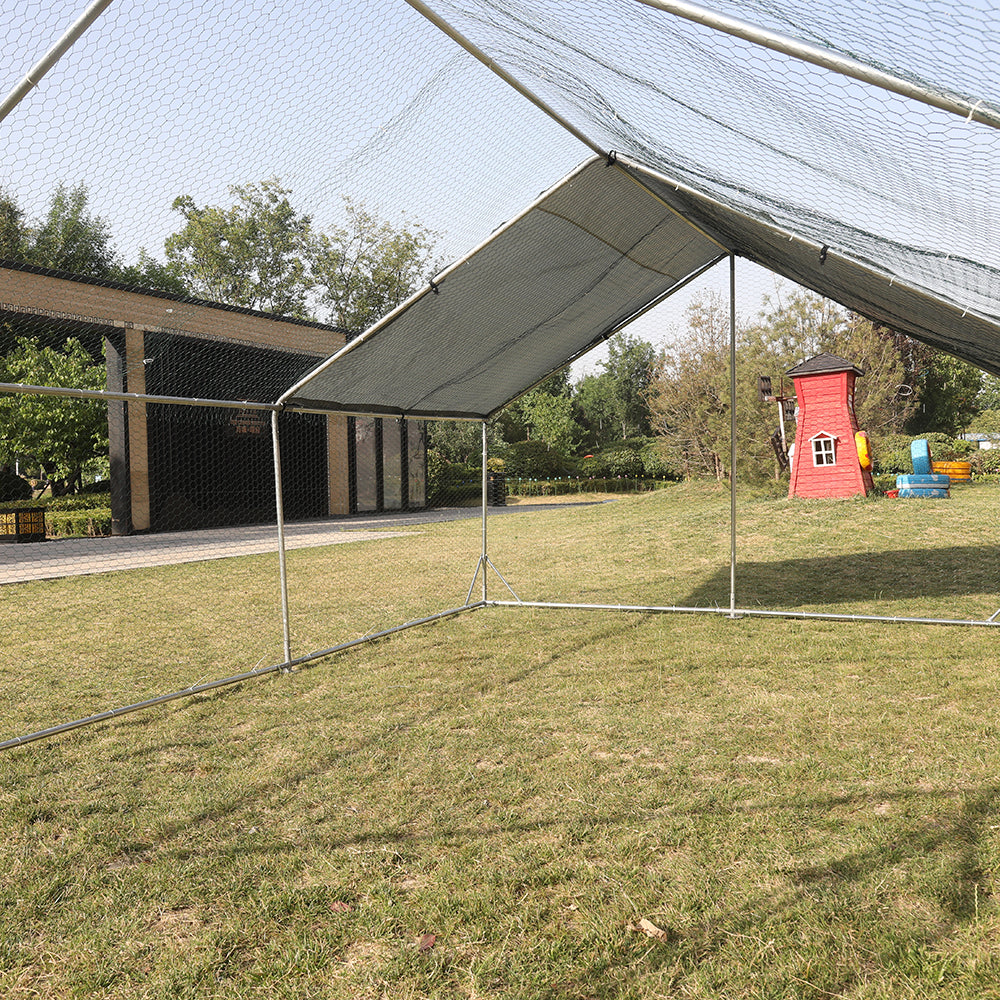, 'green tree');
904,348,983,435
113,251,190,296
311,199,437,332
498,371,572,445
427,420,504,465
573,372,619,451
0,181,183,295
520,390,580,454
0,337,108,494
26,182,119,277
603,332,656,439
165,178,313,317
0,186,27,261
978,374,1000,411
822,314,916,434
